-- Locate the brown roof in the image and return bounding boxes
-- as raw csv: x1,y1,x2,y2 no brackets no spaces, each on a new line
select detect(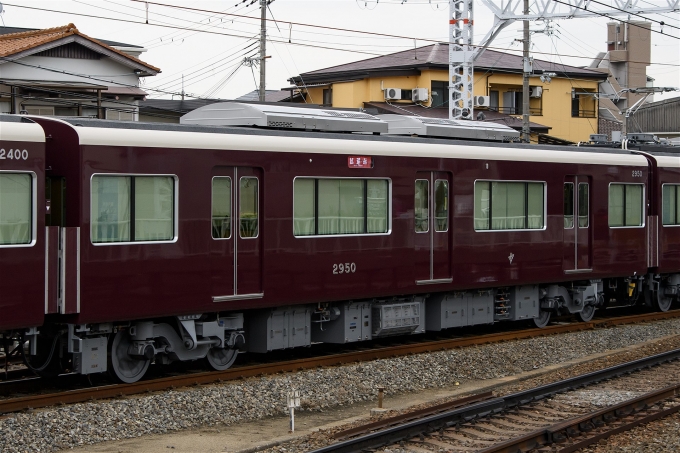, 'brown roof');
0,24,159,74
363,102,551,133
292,43,605,83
